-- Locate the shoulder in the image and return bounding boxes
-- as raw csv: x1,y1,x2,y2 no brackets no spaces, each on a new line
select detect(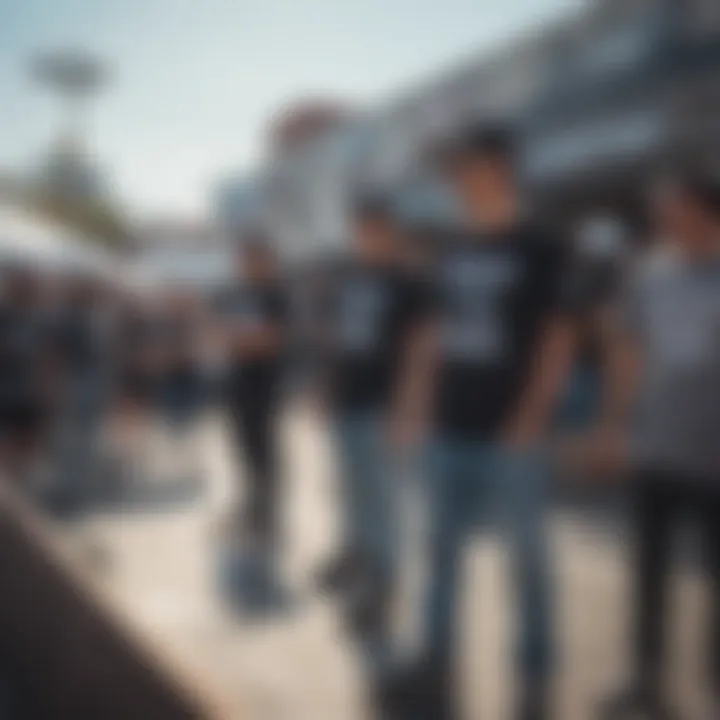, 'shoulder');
390,267,428,299
576,217,629,262
511,224,568,282
265,282,288,302
632,244,679,292
213,283,242,308
517,222,565,257
261,284,290,317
